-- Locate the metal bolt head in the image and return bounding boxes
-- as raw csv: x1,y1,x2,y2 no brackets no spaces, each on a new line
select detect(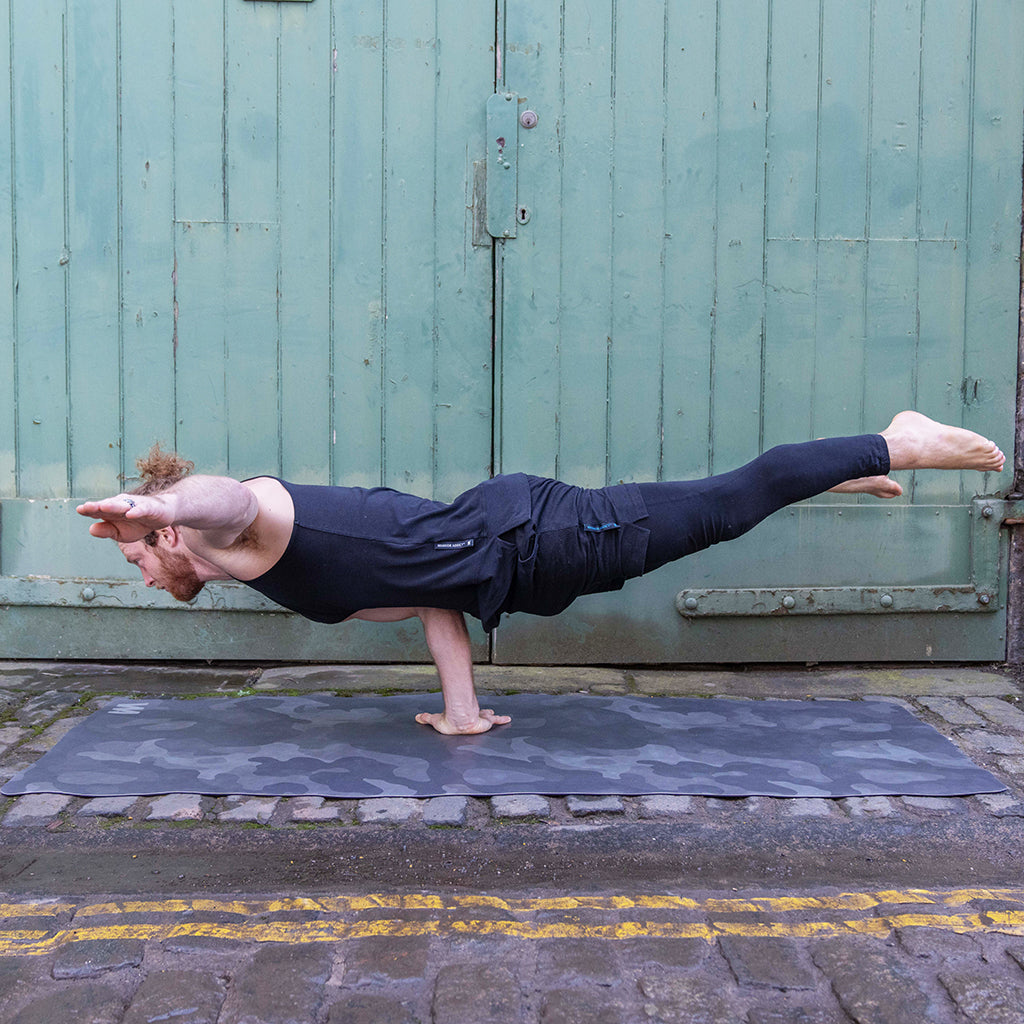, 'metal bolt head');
978,592,992,605
684,597,698,611
81,587,96,602
781,595,795,609
982,505,994,518
520,109,538,129
880,594,894,608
